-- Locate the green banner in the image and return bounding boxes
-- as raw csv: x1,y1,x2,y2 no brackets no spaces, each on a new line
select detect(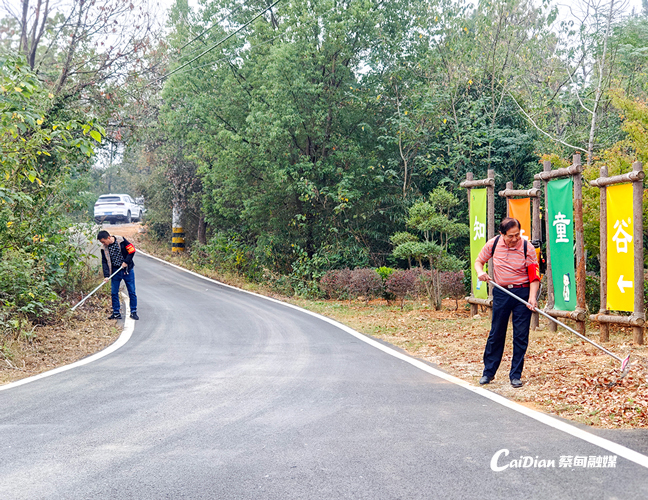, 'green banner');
470,189,488,299
547,177,576,311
